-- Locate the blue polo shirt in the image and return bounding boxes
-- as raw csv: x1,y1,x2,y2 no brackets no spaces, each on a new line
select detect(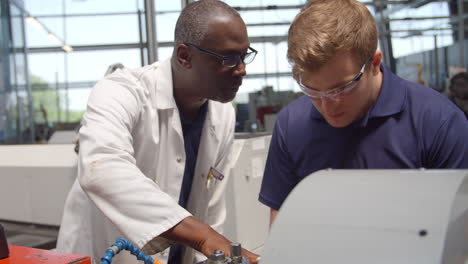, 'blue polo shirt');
259,65,468,210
